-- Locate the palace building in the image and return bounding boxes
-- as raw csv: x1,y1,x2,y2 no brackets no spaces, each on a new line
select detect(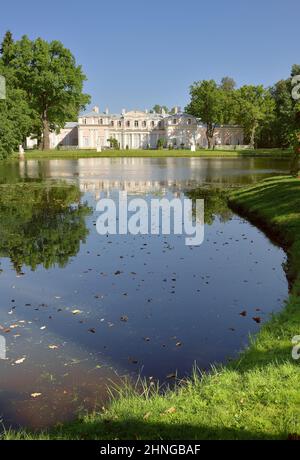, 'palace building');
27,106,244,150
